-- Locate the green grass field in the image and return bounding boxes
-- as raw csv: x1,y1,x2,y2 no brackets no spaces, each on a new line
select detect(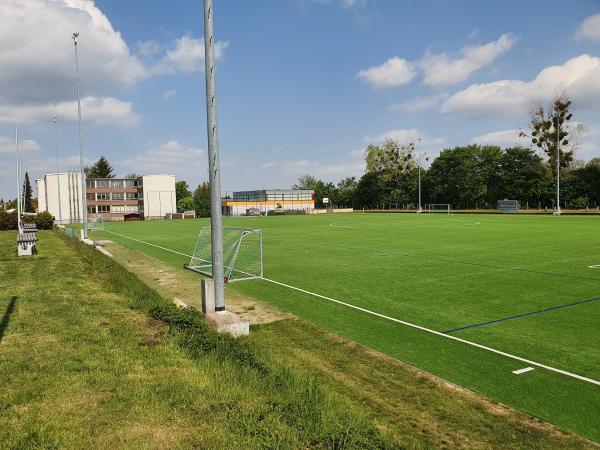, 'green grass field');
89,213,600,441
